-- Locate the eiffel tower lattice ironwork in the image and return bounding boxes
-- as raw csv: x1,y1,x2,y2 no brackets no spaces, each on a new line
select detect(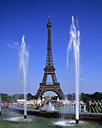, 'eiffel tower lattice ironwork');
35,17,64,99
